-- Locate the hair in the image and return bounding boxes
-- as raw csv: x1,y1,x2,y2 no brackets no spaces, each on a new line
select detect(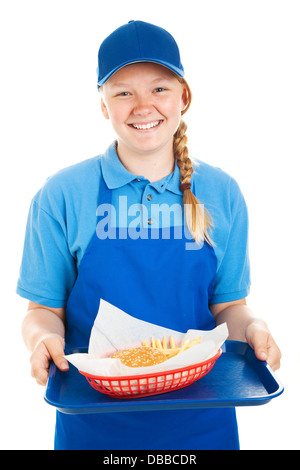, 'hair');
173,77,214,246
